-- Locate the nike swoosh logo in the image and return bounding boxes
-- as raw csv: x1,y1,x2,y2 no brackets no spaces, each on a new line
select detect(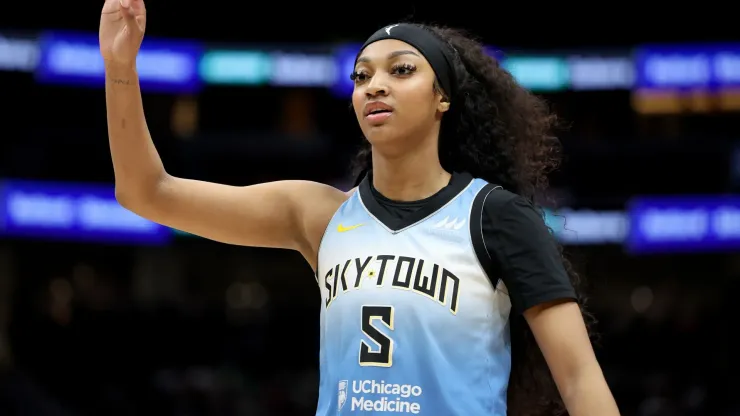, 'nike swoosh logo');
337,223,364,233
